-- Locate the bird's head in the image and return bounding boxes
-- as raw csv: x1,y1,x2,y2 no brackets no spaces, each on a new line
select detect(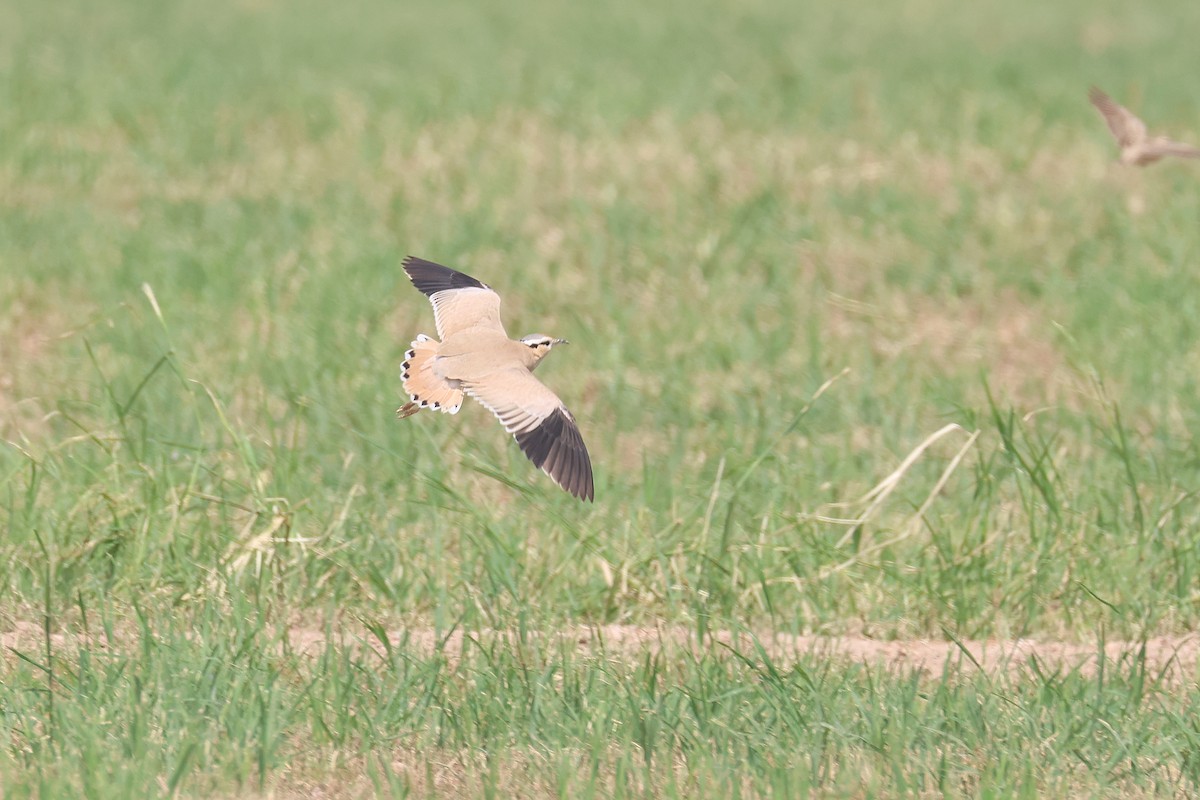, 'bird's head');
519,334,568,369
